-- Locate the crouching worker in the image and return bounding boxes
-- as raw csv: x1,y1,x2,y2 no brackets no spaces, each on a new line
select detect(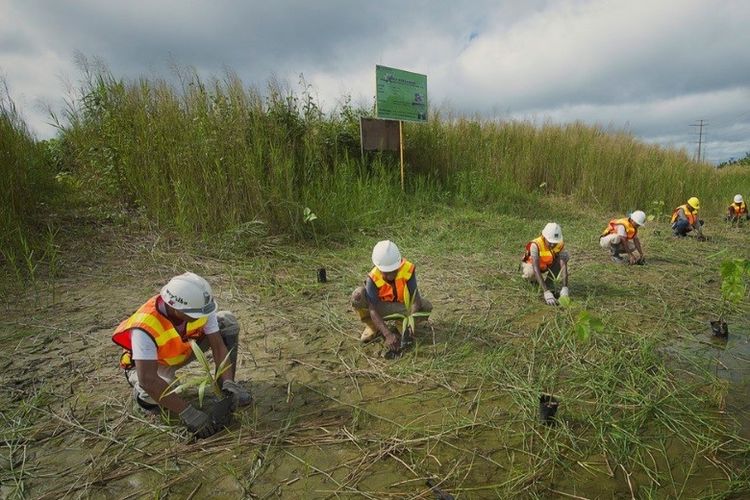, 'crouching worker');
727,194,748,223
599,210,646,264
351,240,432,351
671,197,704,238
112,272,252,438
521,223,569,306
